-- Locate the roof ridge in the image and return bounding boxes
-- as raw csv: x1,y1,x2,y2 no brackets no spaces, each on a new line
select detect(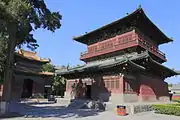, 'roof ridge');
73,7,172,45
73,8,142,40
